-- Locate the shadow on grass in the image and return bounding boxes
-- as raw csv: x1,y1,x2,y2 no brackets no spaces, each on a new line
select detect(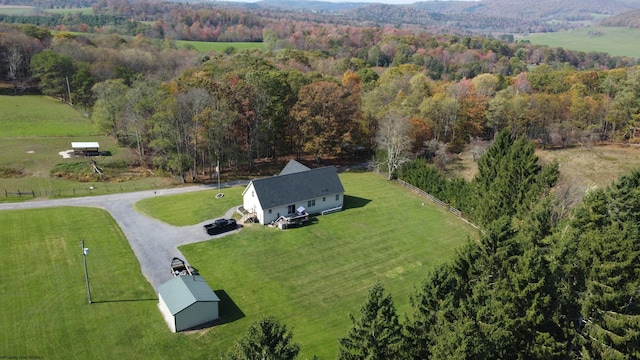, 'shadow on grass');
343,194,372,210
215,289,245,324
92,298,158,304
